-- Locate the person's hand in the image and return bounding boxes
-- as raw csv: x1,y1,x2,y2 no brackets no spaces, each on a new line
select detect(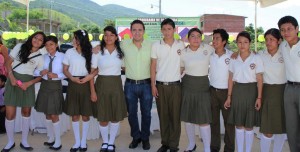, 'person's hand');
40,69,49,76
224,98,231,110
19,81,31,91
79,75,93,84
47,72,58,79
10,77,17,86
255,98,261,111
91,91,97,102
70,77,81,84
230,52,238,59
151,85,159,98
